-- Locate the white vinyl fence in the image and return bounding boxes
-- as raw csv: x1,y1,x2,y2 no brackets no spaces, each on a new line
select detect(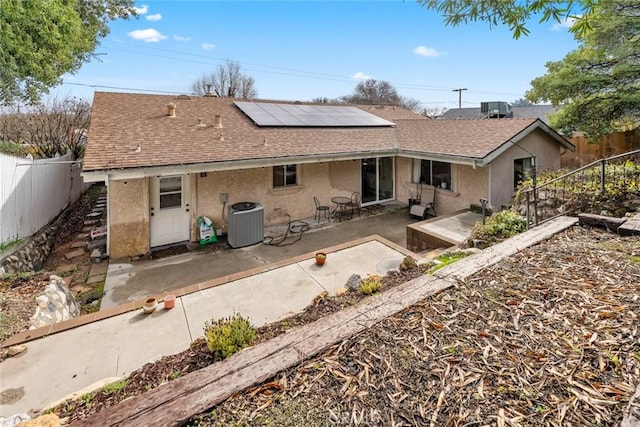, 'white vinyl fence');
0,151,90,244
